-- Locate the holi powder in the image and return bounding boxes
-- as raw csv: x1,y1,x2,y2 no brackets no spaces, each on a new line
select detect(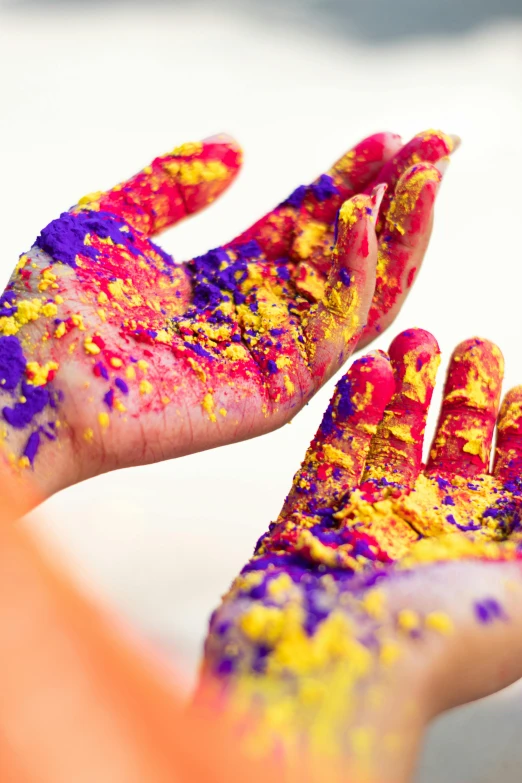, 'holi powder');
0,130,451,471
203,329,522,768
